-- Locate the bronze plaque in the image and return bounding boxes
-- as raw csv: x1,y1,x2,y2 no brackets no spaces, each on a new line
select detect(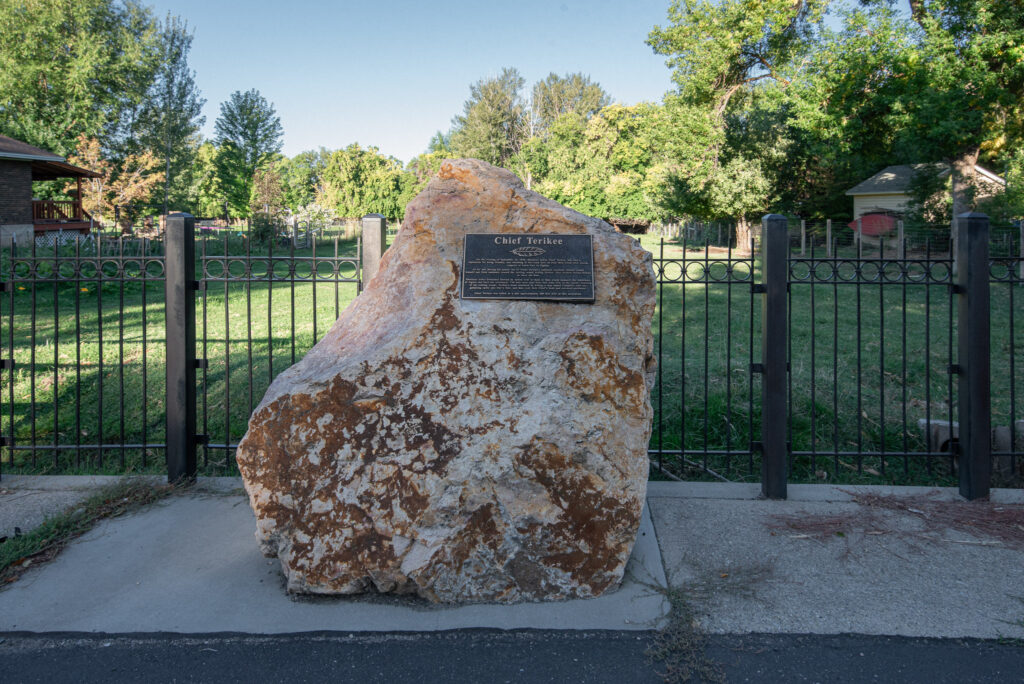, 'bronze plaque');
460,233,594,302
